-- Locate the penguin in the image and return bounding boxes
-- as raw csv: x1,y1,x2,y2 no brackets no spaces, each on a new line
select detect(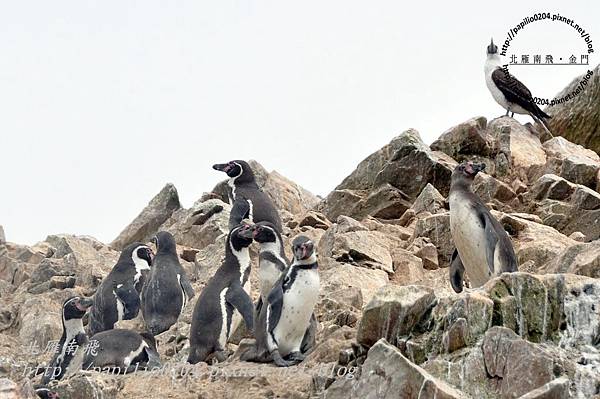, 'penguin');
187,223,256,364
242,236,320,367
141,231,195,336
82,329,161,373
252,221,289,306
35,388,59,399
448,161,518,292
41,296,93,384
212,160,283,232
252,222,317,354
88,243,153,335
